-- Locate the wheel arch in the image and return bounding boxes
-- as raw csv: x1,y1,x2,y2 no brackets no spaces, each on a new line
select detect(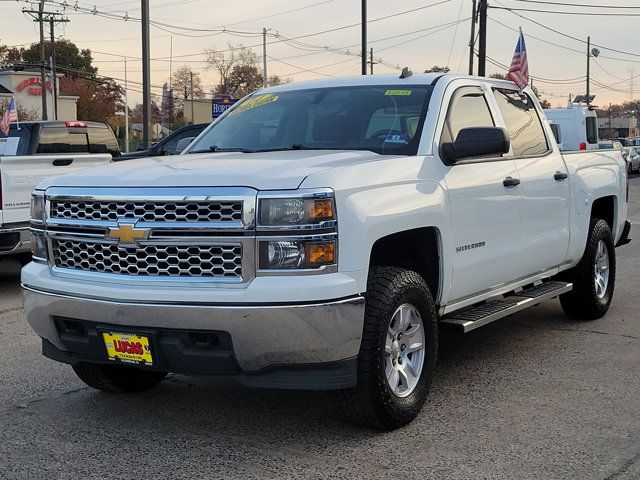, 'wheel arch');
368,227,442,302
